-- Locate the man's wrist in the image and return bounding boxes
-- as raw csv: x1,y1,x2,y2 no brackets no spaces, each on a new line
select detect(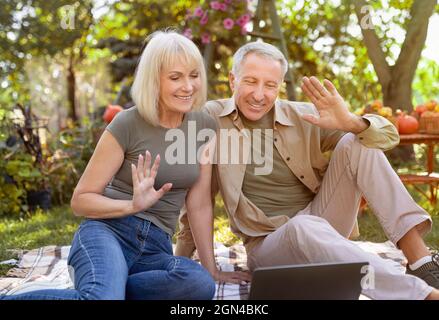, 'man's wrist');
346,114,369,134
